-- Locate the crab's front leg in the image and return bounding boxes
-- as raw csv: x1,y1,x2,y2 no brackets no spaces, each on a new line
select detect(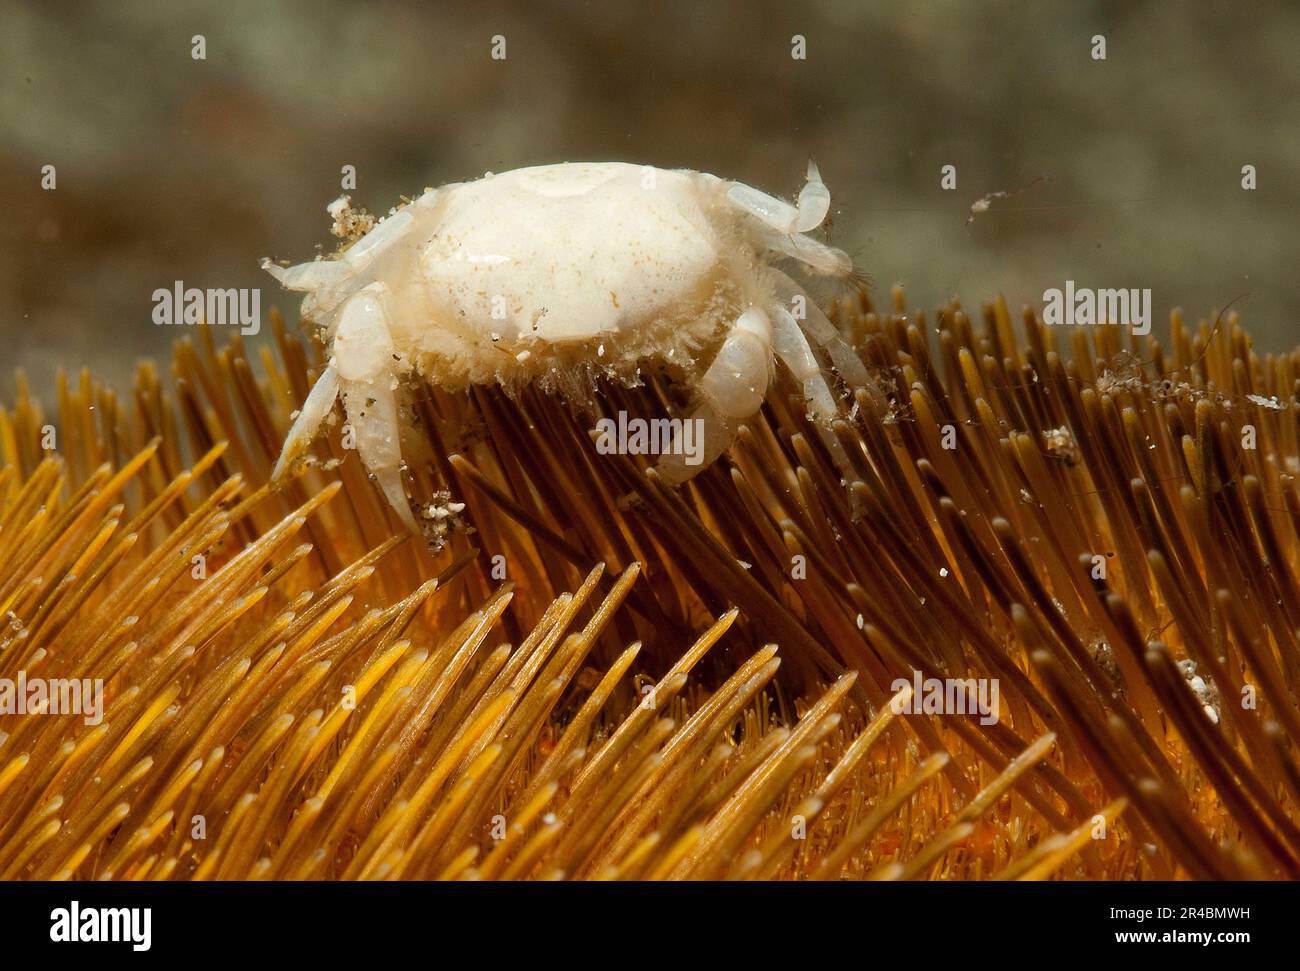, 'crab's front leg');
273,362,341,481
723,164,852,277
267,255,355,481
725,161,830,234
273,283,418,531
657,307,772,483
330,286,419,532
273,284,416,532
